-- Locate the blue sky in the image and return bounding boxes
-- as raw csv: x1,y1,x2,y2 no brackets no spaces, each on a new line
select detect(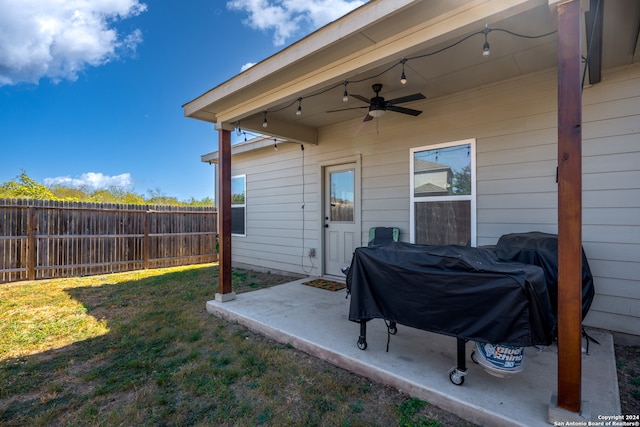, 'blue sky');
0,0,366,201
